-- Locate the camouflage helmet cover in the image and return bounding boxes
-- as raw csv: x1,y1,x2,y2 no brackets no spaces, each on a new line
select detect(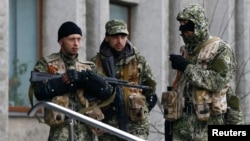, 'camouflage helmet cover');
105,19,129,35
176,4,210,41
